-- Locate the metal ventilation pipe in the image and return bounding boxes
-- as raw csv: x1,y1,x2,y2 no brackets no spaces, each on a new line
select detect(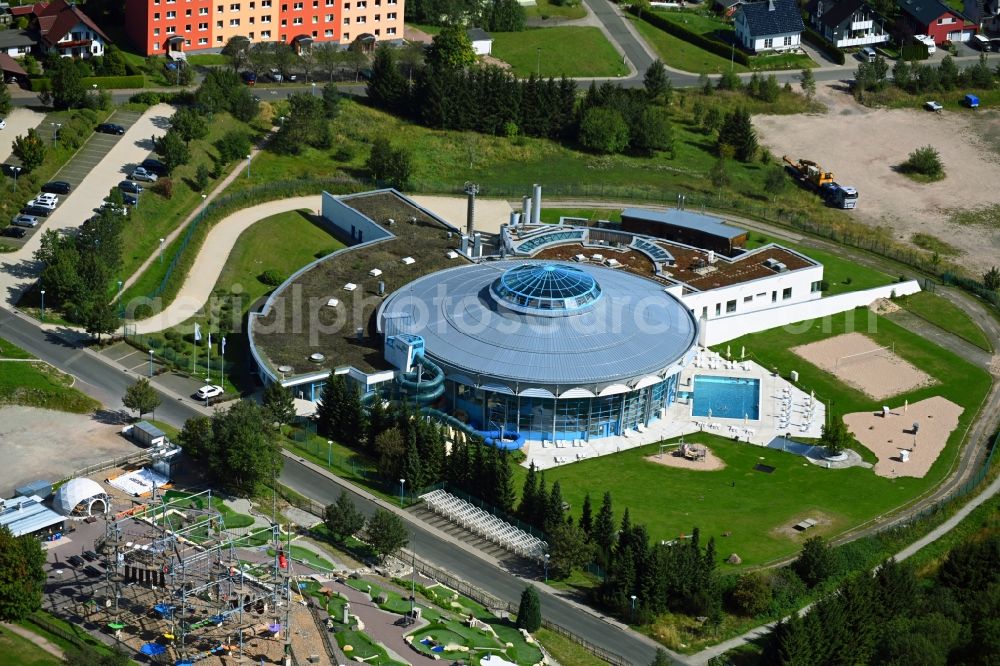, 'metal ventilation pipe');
532,184,542,225
464,181,479,236
523,196,532,226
